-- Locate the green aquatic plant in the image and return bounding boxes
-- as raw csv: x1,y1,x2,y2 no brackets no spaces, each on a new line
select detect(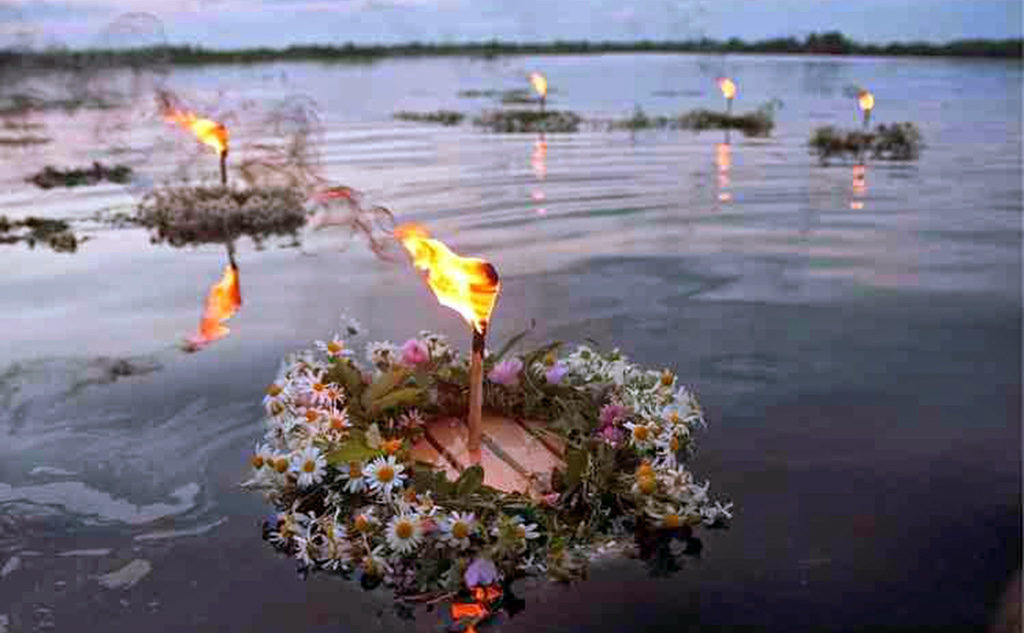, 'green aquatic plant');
27,162,133,189
809,122,922,164
473,109,582,133
608,102,778,137
136,185,308,247
0,215,80,252
393,110,465,126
